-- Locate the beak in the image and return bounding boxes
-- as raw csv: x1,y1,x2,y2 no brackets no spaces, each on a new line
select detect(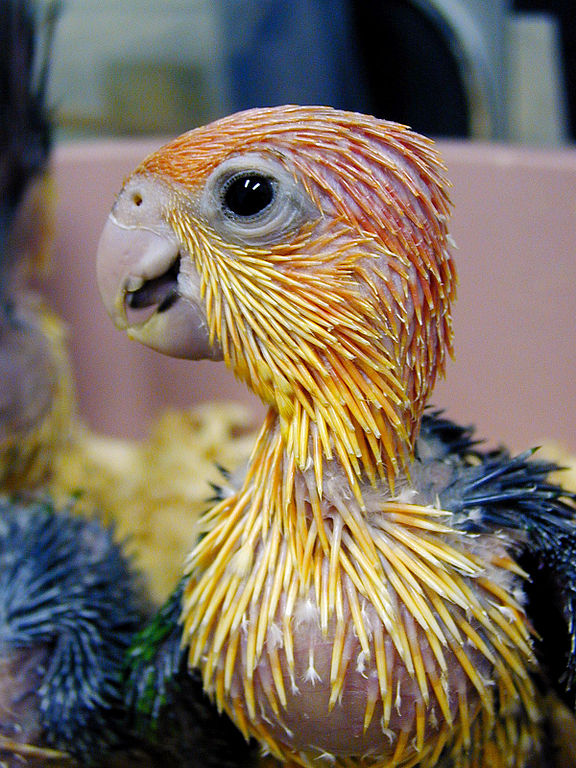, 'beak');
96,215,222,360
